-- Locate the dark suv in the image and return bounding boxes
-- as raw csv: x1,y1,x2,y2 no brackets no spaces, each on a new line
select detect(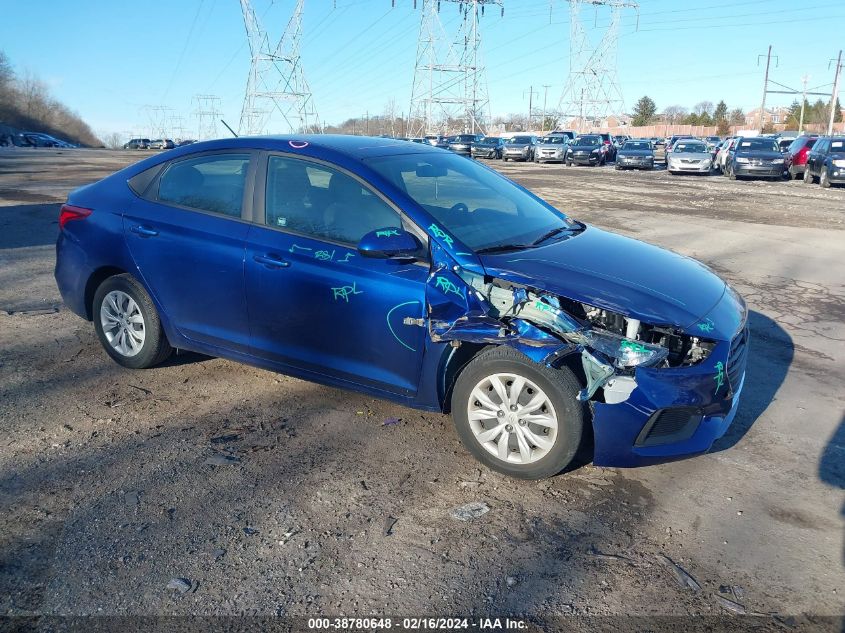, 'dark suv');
124,138,150,150
448,134,483,156
785,135,818,179
803,136,845,188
